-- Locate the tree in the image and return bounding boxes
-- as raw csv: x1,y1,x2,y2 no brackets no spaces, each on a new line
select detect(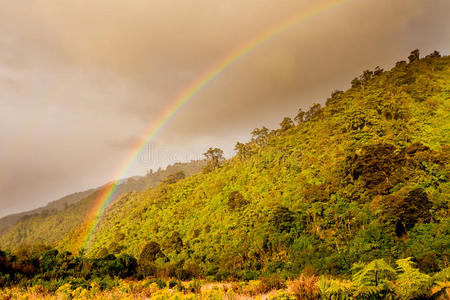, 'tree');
374,66,383,76
304,103,322,121
381,188,432,233
425,50,441,58
352,259,396,298
351,77,361,88
115,232,125,242
162,171,185,184
234,142,251,159
168,231,184,254
251,126,270,146
39,249,59,273
96,247,108,258
138,241,163,277
227,191,248,211
395,257,431,299
361,70,374,82
326,90,344,107
203,147,225,172
139,241,163,263
270,206,295,233
352,259,395,287
109,241,123,254
113,254,137,278
395,60,407,68
294,108,305,124
78,248,86,257
408,49,420,63
346,143,404,194
280,117,294,131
